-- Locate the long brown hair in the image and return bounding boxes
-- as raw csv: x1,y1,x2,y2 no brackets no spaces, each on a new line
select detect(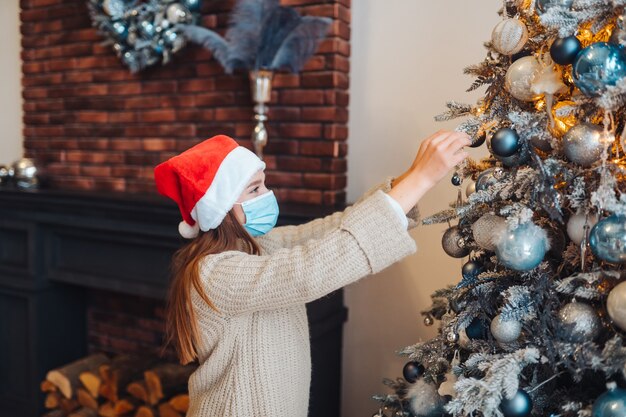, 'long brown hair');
164,211,260,364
